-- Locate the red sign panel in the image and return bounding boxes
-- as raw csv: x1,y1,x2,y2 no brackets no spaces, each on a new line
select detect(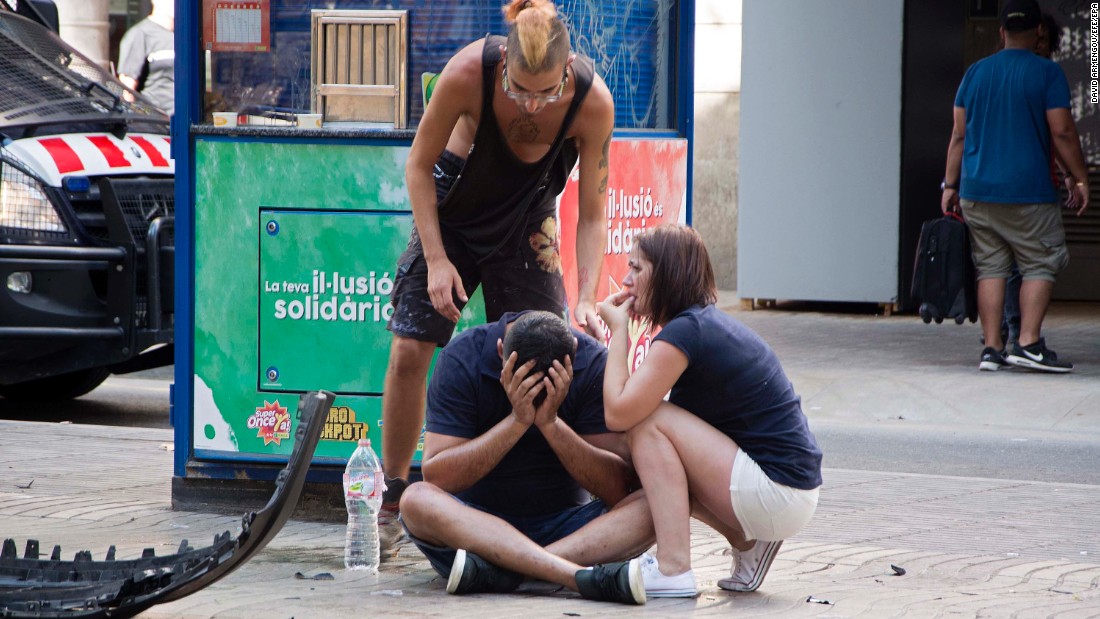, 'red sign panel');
202,1,271,52
558,139,688,368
